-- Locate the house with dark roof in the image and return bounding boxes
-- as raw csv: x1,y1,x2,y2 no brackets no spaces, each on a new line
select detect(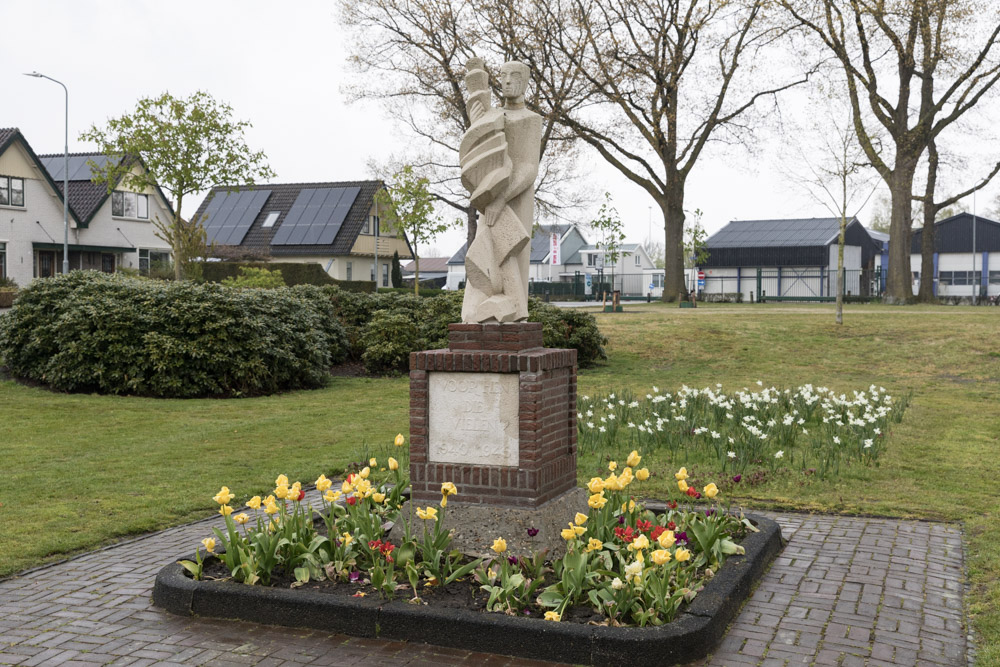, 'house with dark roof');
402,257,449,288
191,181,413,286
445,224,590,289
909,213,1000,298
700,217,882,300
0,127,173,286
